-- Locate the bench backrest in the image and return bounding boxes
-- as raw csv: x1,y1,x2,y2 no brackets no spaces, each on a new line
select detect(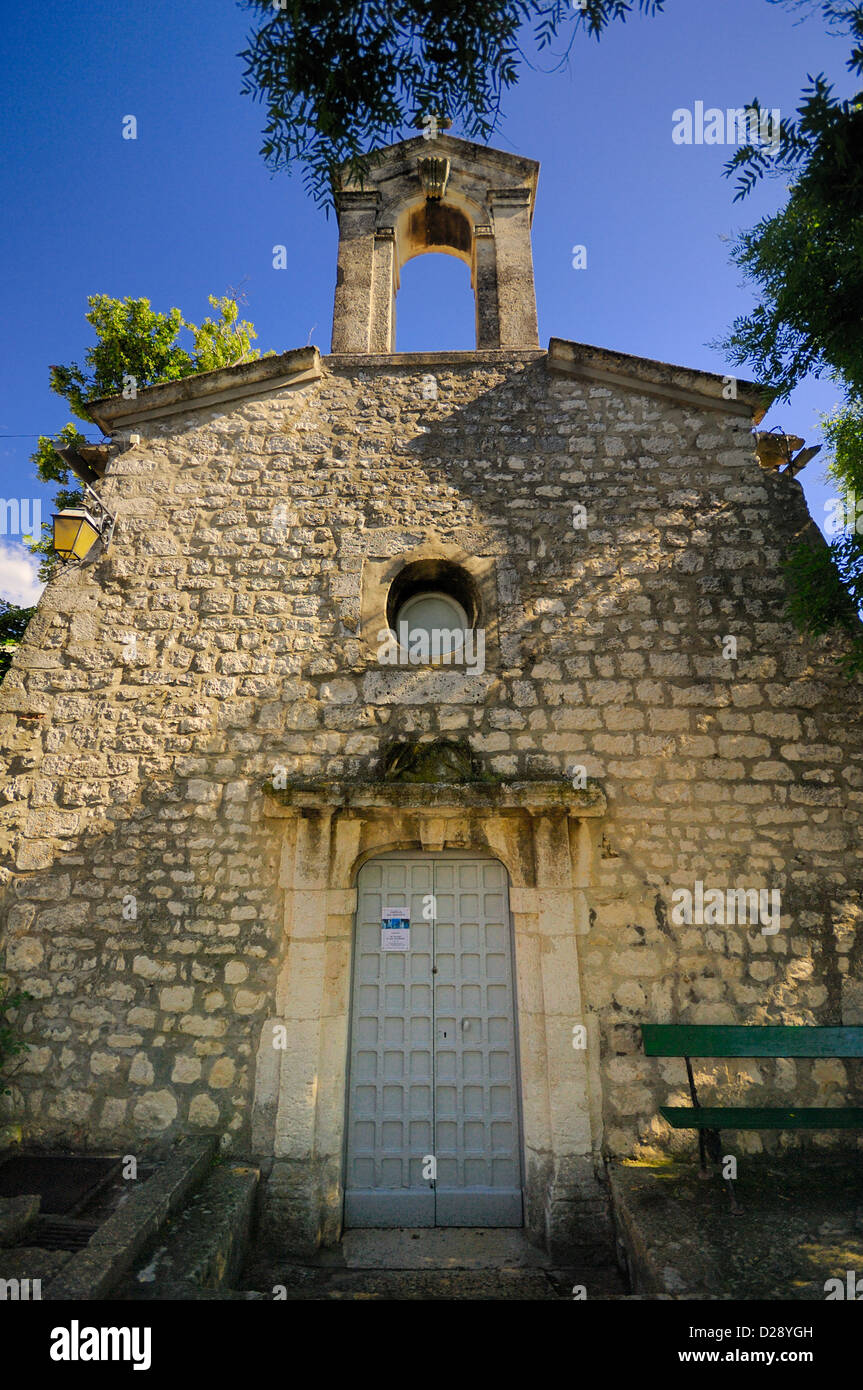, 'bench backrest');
641,1025,863,1058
